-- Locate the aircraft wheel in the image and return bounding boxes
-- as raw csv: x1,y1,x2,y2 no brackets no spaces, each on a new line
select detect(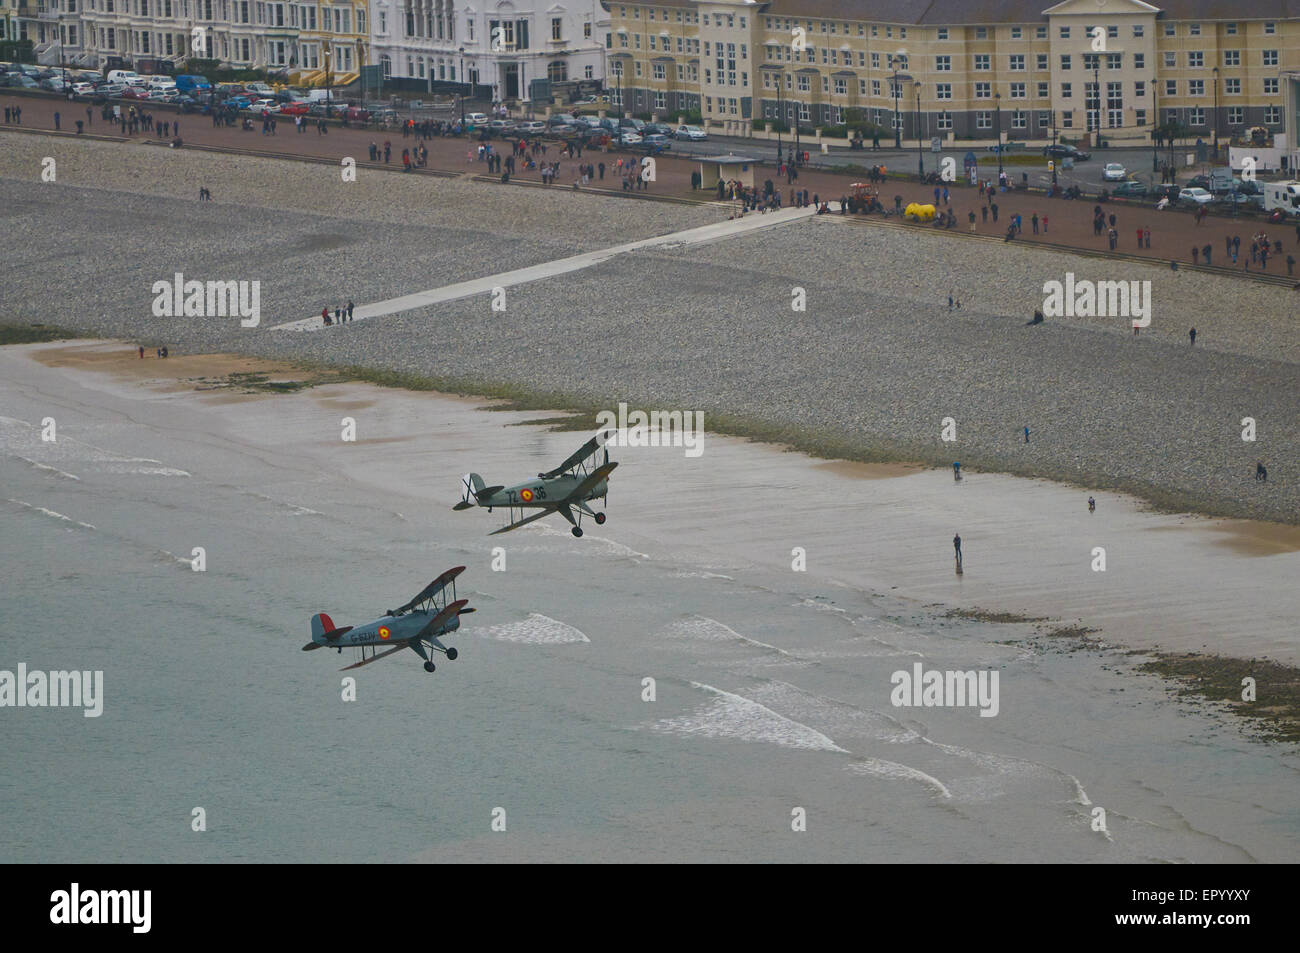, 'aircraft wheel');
446,647,458,661
572,526,584,537
594,512,606,525
424,661,436,673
